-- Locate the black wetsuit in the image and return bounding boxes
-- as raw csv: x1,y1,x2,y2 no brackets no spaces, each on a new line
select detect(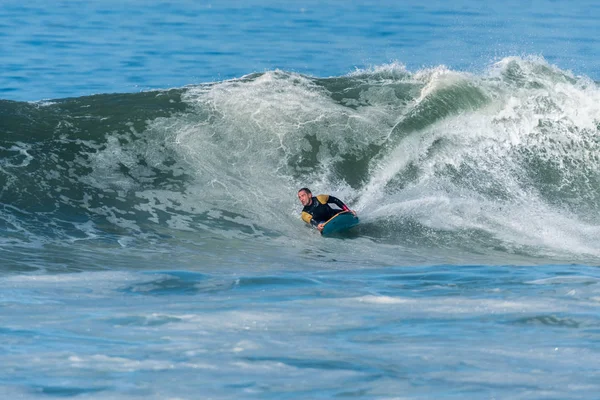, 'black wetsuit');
301,194,349,227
